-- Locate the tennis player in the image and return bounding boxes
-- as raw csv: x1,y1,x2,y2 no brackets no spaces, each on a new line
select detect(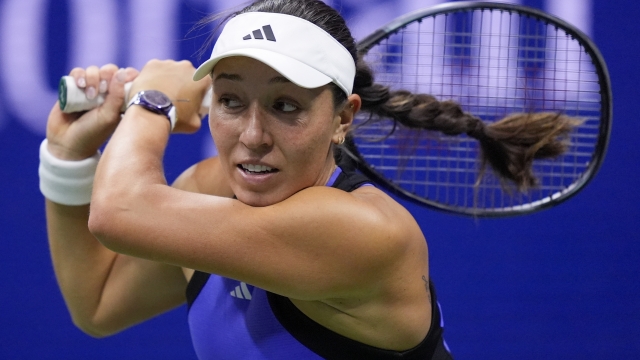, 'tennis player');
40,0,461,358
